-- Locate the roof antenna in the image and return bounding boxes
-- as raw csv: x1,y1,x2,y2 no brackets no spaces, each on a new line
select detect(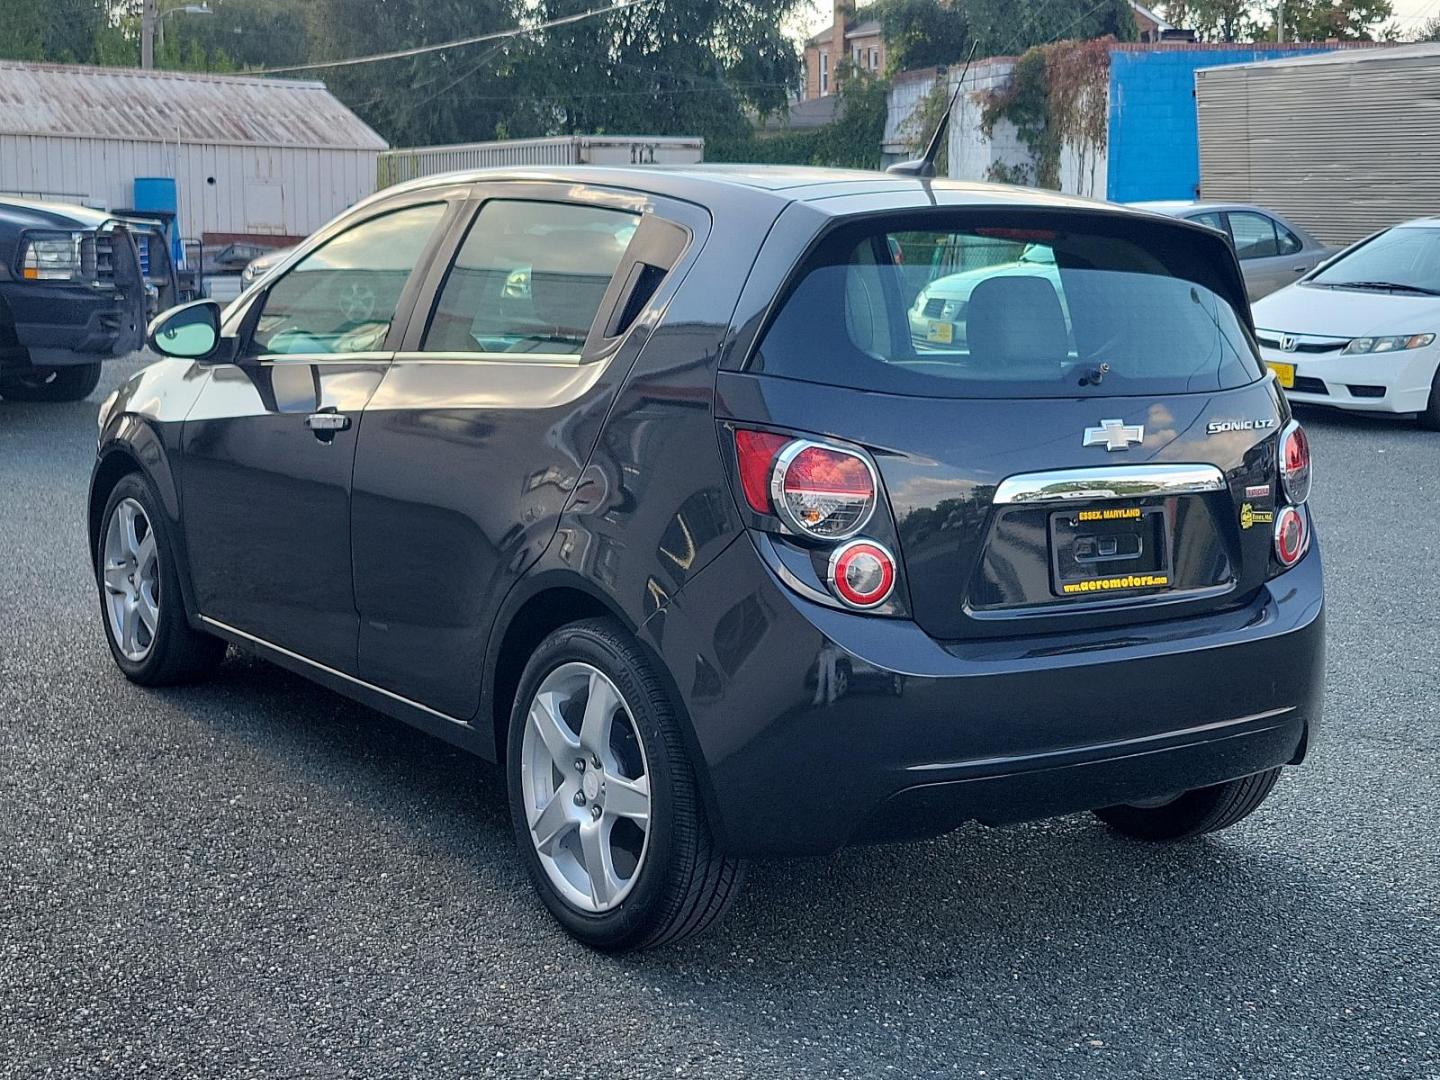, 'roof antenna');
886,40,979,178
